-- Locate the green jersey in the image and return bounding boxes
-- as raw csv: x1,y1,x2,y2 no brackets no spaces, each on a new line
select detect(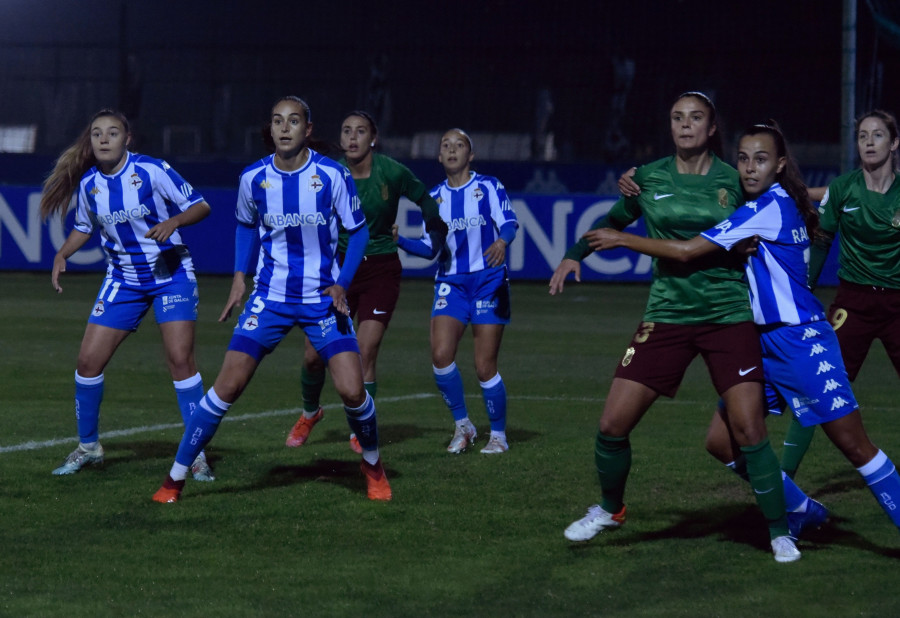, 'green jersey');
337,153,440,256
817,169,900,289
566,154,749,324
